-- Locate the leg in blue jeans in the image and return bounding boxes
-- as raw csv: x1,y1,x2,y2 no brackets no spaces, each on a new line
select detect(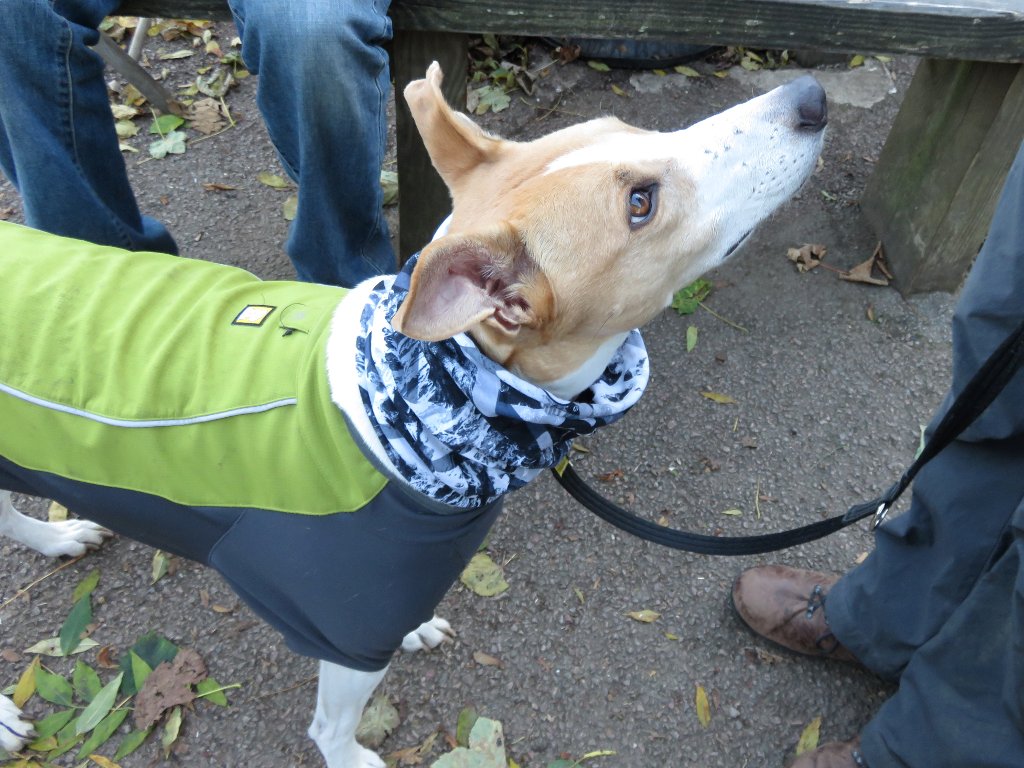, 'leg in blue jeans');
228,0,397,286
825,140,1024,766
0,0,396,286
0,0,177,253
